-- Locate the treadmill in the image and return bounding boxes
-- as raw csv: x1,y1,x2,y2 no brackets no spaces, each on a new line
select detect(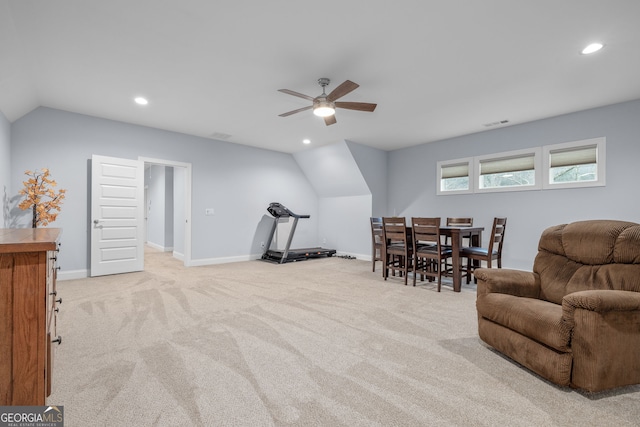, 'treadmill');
261,202,336,264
